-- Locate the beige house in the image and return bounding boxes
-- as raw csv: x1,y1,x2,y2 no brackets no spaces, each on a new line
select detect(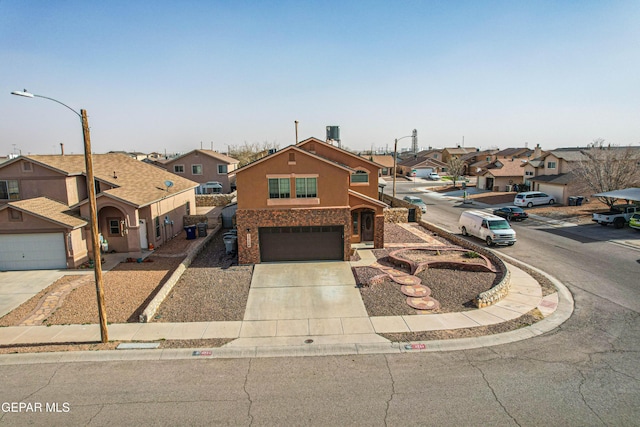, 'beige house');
477,159,527,191
525,148,589,204
161,149,239,193
0,153,197,270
